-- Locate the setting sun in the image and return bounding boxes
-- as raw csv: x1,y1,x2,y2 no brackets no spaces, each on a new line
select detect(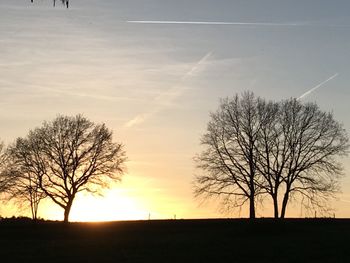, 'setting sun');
38,174,194,222
69,191,149,222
